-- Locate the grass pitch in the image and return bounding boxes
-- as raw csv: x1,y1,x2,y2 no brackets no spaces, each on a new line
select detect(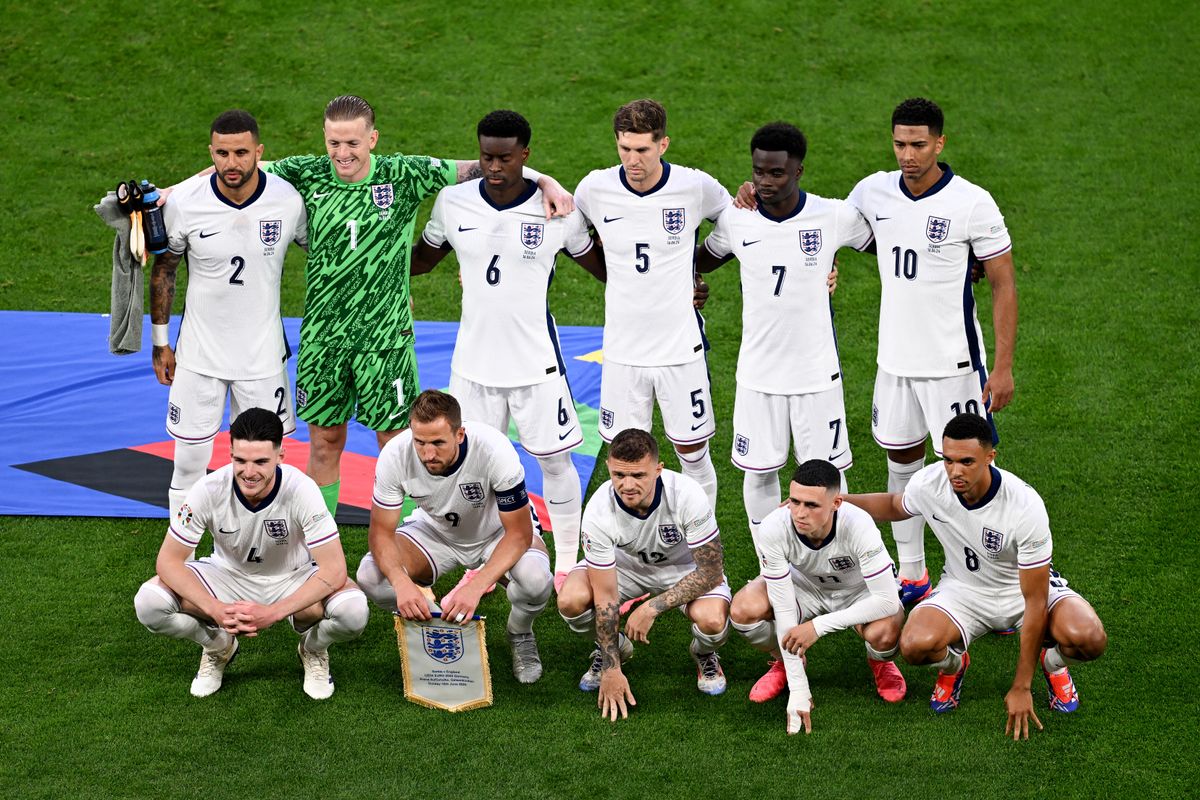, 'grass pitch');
1,1,1197,798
